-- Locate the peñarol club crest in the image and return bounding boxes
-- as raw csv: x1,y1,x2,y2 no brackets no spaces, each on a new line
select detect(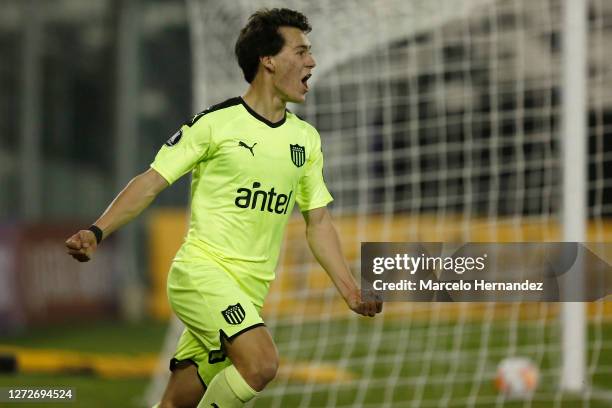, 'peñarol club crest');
221,303,246,325
290,144,306,167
